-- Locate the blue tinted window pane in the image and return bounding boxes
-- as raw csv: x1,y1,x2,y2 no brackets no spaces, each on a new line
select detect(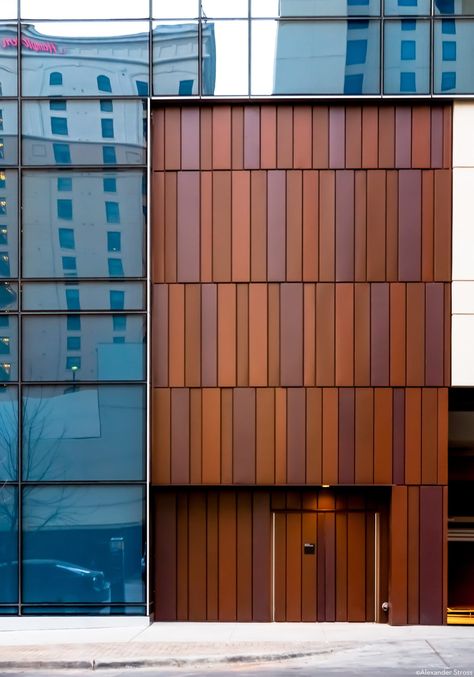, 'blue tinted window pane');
57,199,72,220
107,231,121,252
0,283,17,310
384,0,430,14
110,290,125,310
103,146,117,164
178,79,194,95
113,315,127,332
346,39,368,65
50,100,67,111
153,21,200,95
0,487,18,602
57,177,72,191
435,0,474,13
434,20,474,93
0,102,18,165
384,20,430,93
108,259,124,277
65,288,80,310
0,25,18,96
0,317,17,382
0,389,18,481
136,80,148,95
58,228,75,249
441,19,456,34
67,315,81,330
22,606,146,615
442,40,456,61
67,336,80,350
22,486,145,604
62,256,77,272
0,172,17,278
23,315,145,381
53,143,71,164
401,19,416,30
344,73,364,93
101,119,114,139
105,202,120,224
49,71,63,86
441,71,456,90
66,356,81,371
278,0,380,14
103,178,116,192
100,100,113,112
97,75,112,92
51,117,68,135
23,283,145,311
